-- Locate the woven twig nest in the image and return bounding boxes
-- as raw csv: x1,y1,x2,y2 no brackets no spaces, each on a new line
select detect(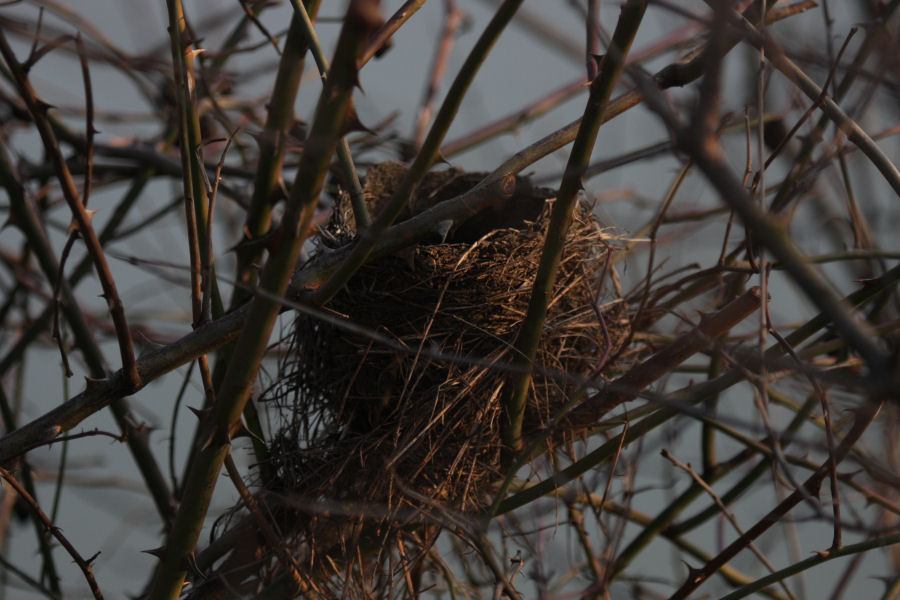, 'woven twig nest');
205,166,631,597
